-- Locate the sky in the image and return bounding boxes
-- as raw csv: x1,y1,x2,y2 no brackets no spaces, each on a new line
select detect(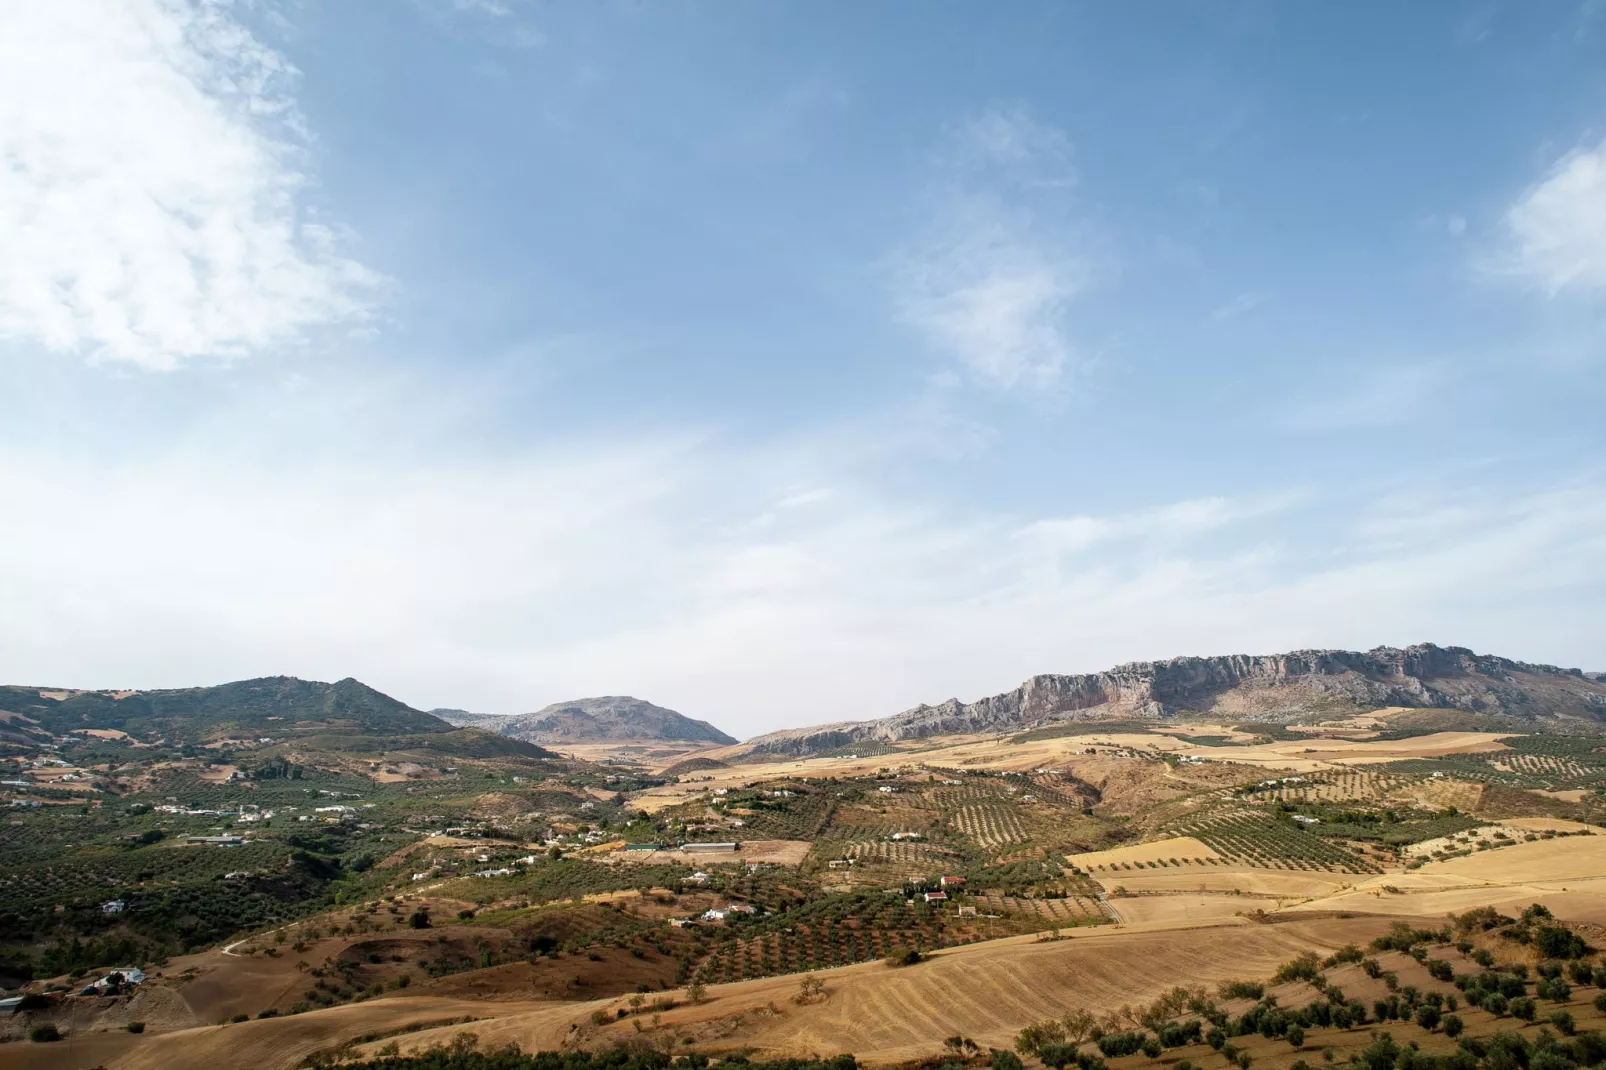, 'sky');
1,1,1604,737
